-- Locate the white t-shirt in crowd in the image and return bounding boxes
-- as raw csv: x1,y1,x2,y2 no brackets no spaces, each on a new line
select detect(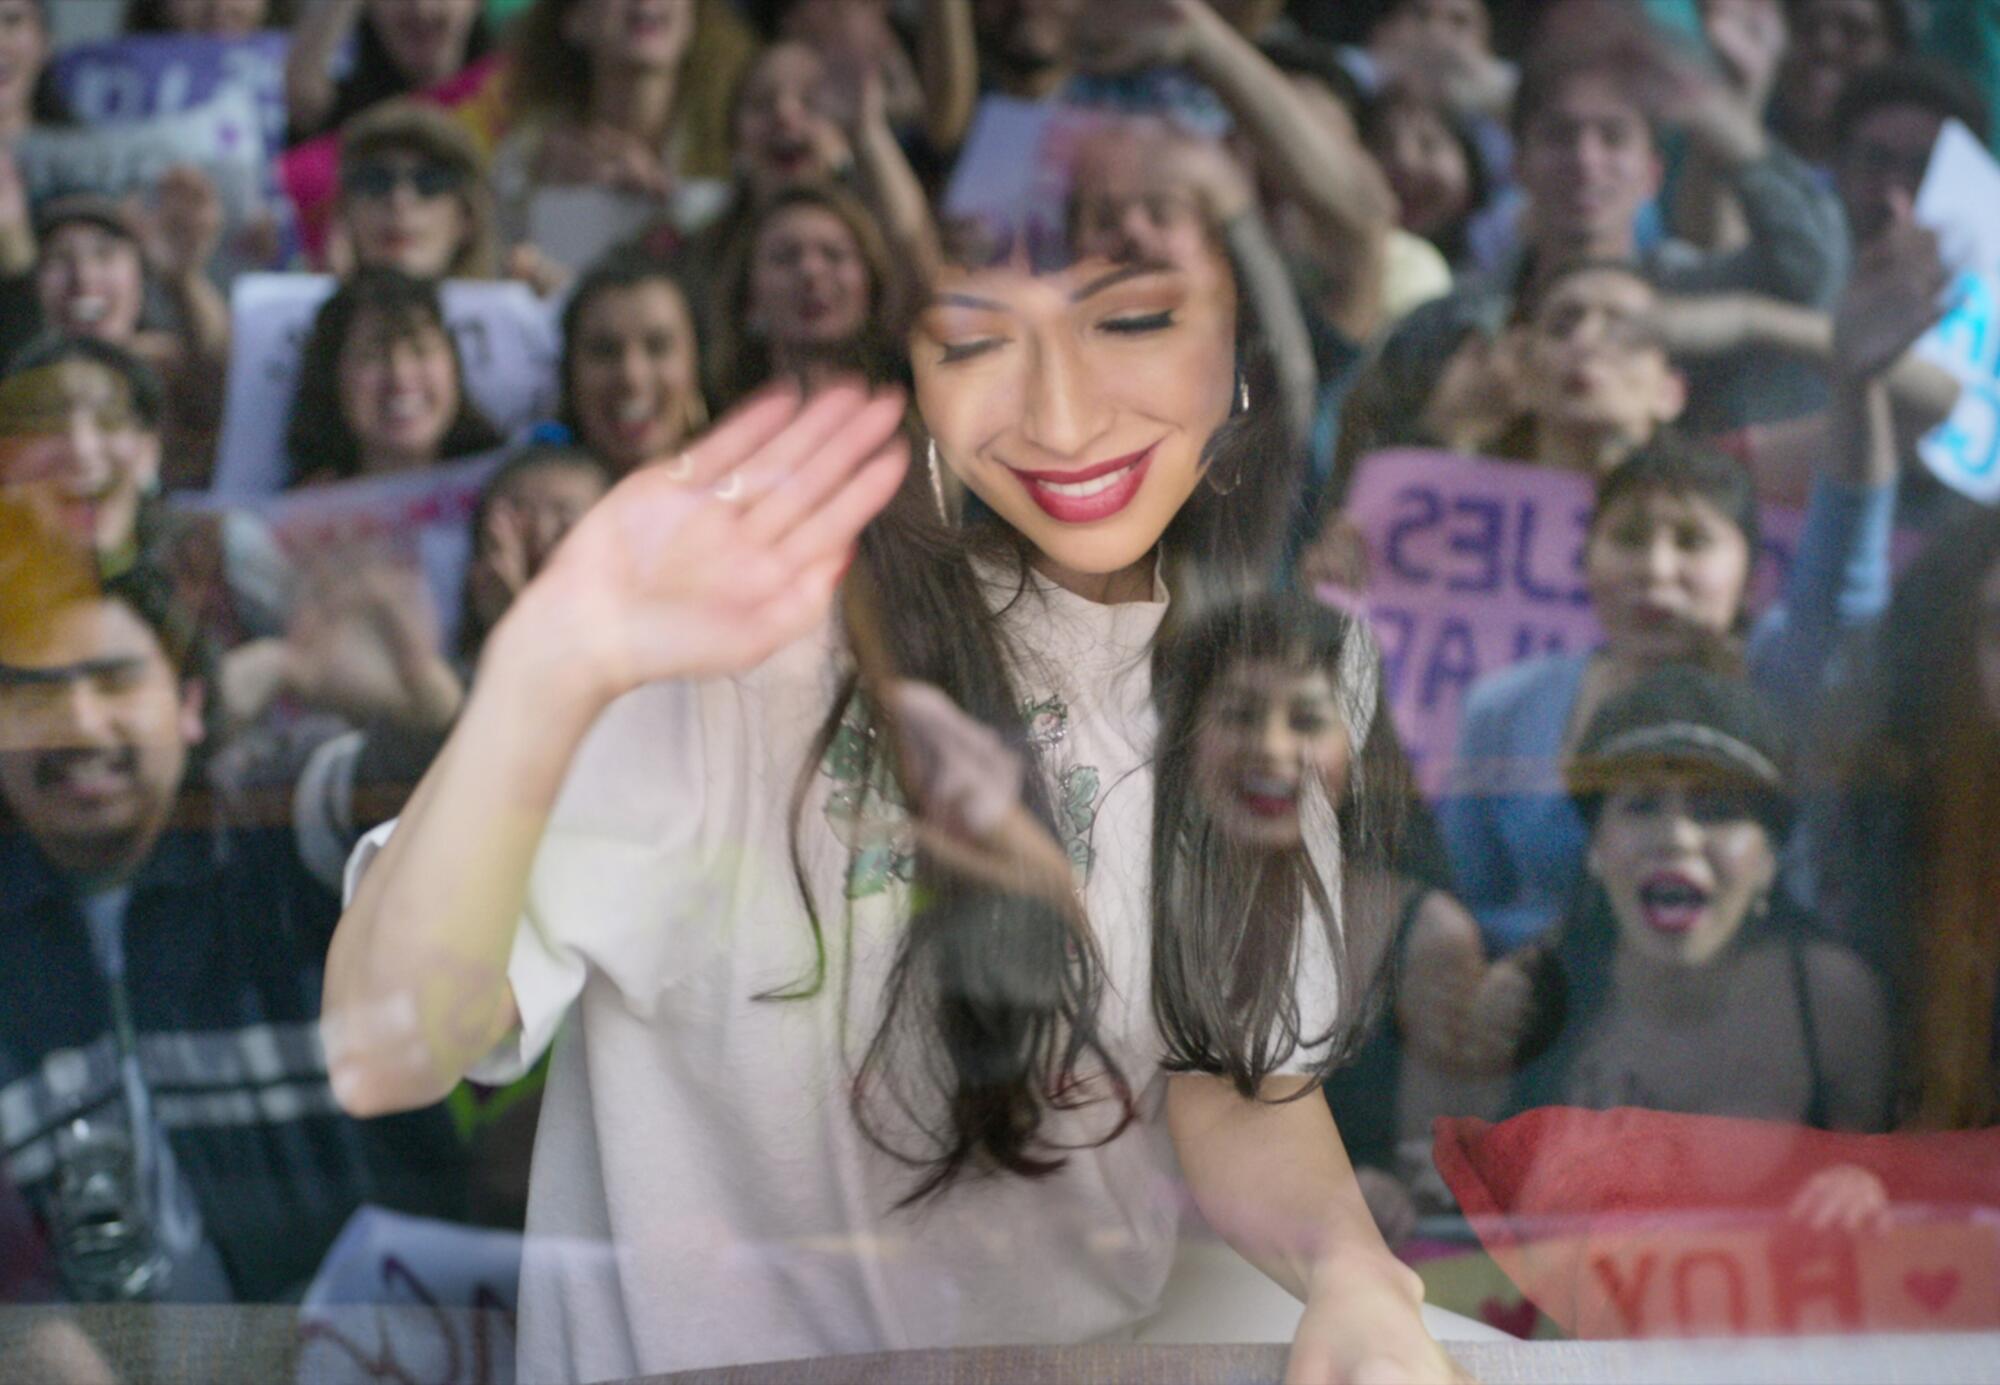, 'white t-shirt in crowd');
346,563,1343,1383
